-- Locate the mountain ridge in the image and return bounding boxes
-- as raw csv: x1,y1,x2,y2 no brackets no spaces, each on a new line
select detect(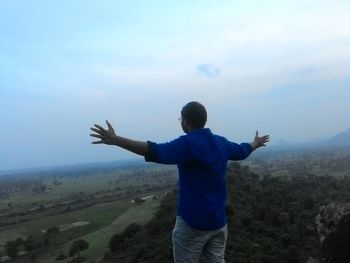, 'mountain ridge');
269,127,350,151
